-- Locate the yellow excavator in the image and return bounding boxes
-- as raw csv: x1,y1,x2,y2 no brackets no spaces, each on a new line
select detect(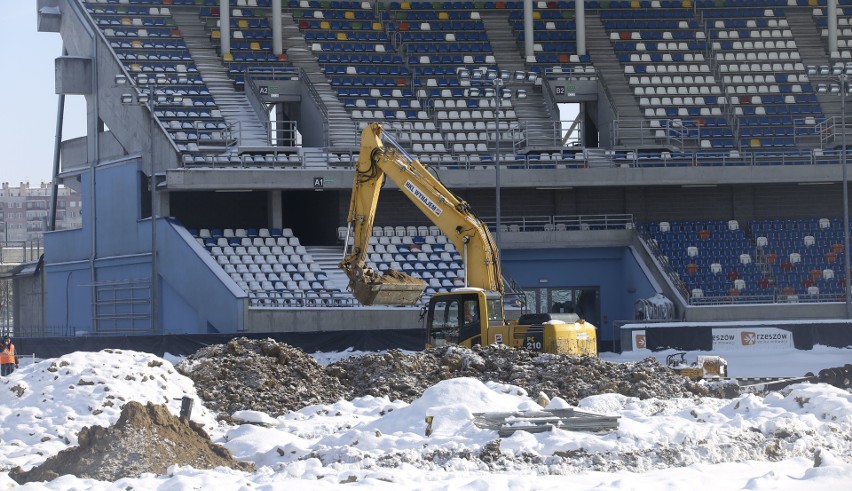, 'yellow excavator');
339,123,596,356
